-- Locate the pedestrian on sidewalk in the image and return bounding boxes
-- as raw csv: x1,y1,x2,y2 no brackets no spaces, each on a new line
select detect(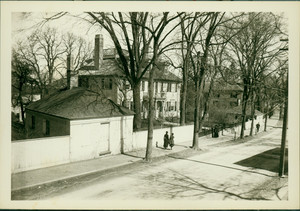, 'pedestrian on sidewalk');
256,122,260,134
169,133,175,150
163,131,169,149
